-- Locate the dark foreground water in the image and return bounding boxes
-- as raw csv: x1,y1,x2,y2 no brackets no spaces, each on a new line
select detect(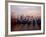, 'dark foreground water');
11,24,41,31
